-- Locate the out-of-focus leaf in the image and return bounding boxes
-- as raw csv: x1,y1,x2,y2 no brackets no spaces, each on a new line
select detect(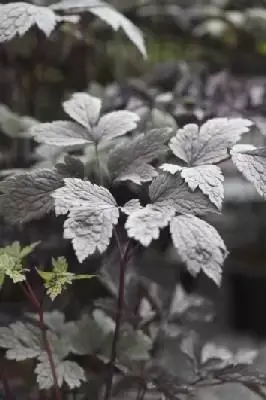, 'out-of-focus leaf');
51,0,147,57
